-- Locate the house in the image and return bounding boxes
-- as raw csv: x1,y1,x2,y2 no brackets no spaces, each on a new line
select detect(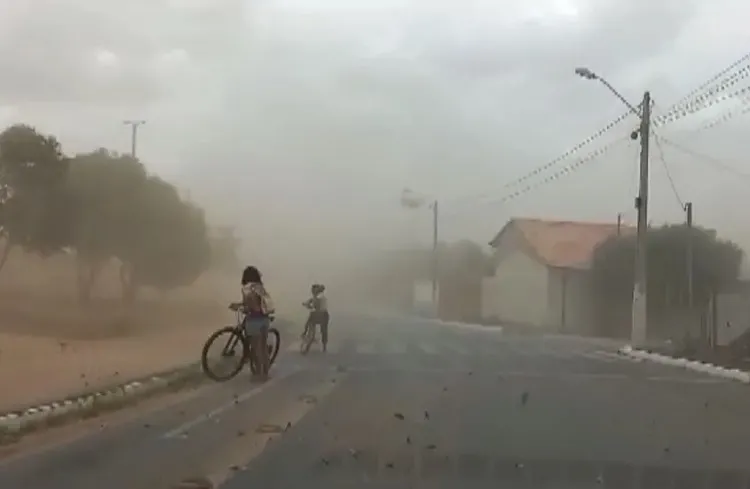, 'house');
482,218,634,334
